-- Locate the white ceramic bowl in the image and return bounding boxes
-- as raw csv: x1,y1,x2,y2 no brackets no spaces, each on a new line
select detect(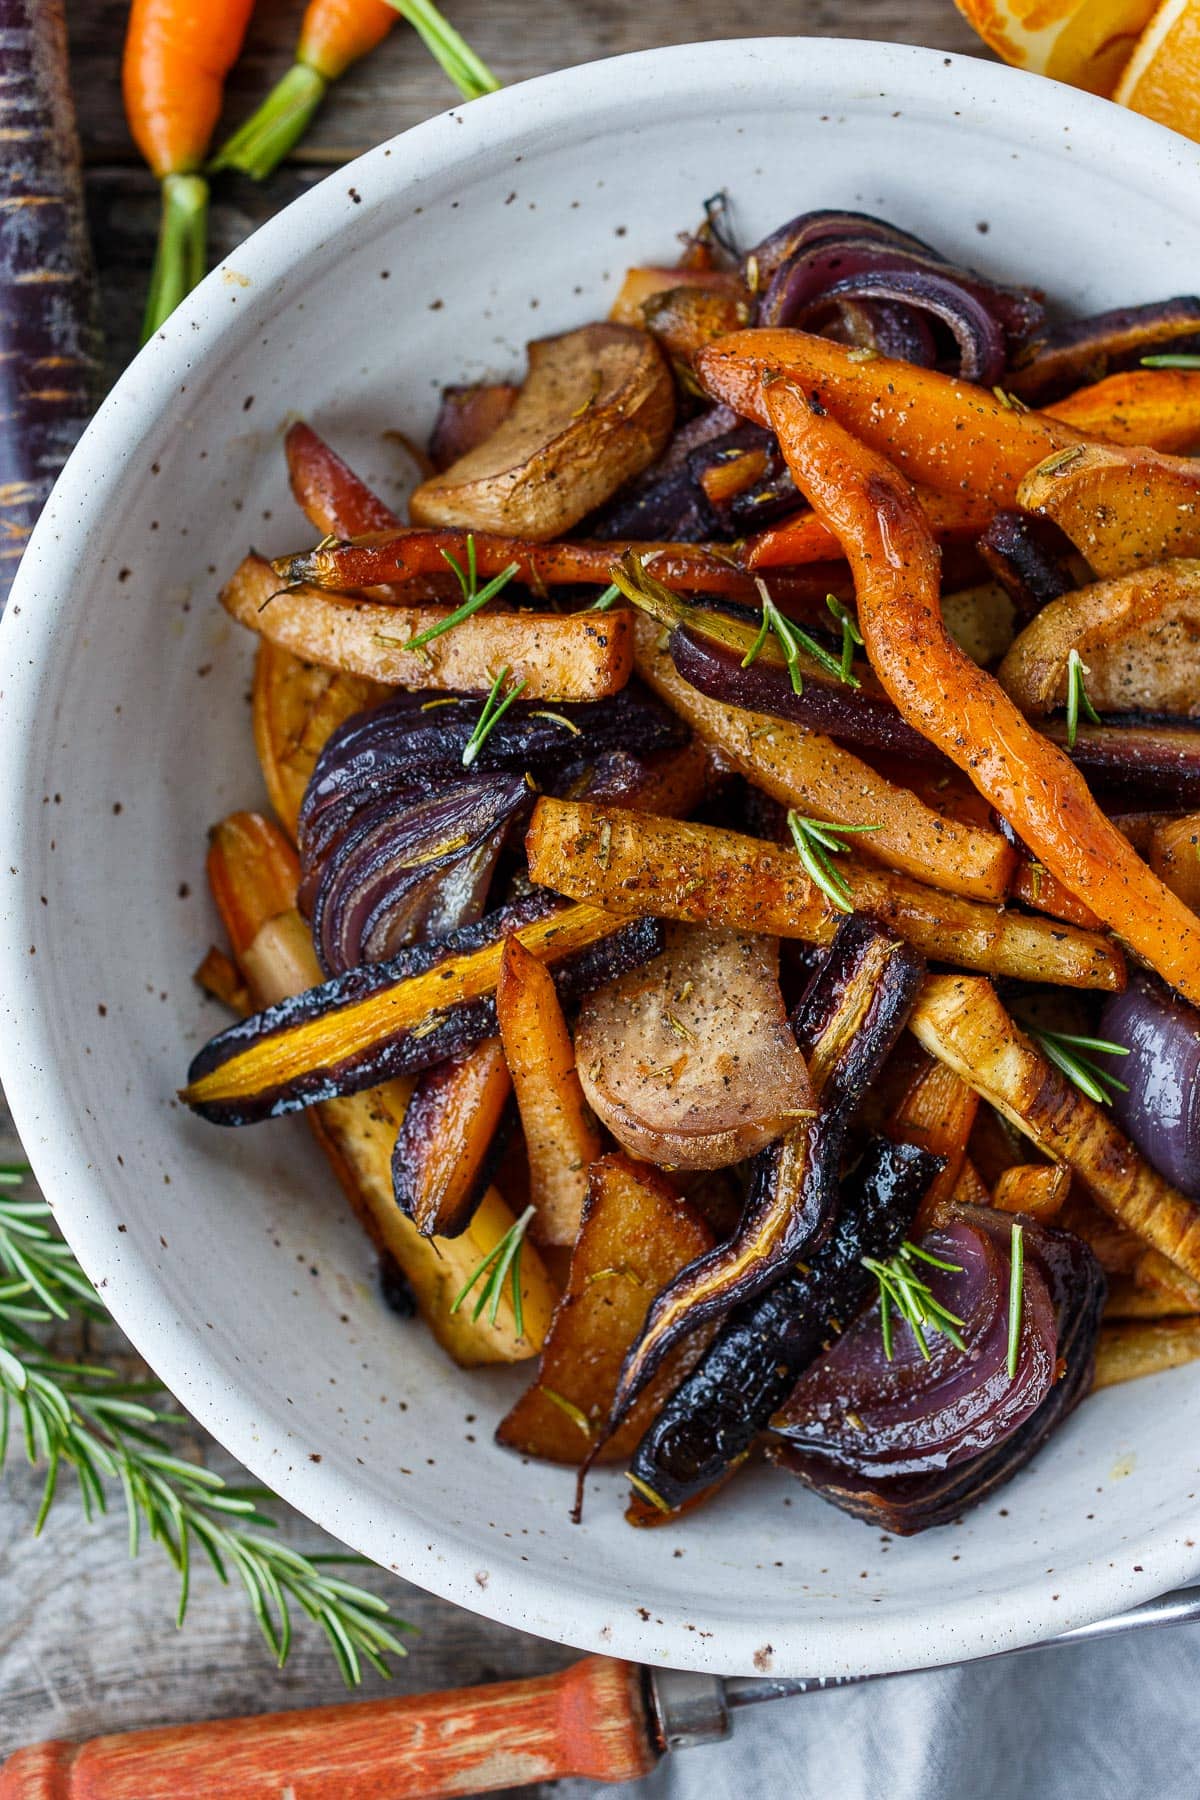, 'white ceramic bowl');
5,37,1200,1681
